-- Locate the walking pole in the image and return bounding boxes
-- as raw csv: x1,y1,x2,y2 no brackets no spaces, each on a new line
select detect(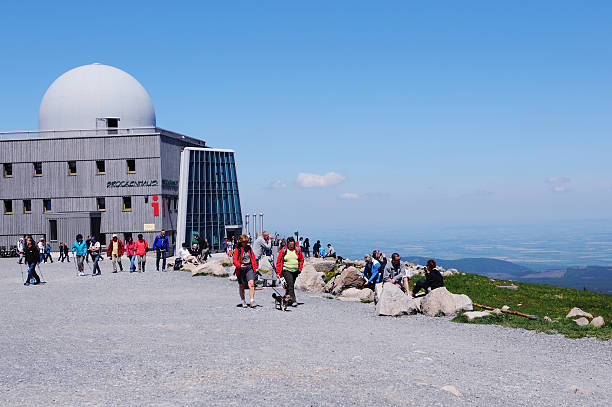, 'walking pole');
37,264,45,283
19,262,24,284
